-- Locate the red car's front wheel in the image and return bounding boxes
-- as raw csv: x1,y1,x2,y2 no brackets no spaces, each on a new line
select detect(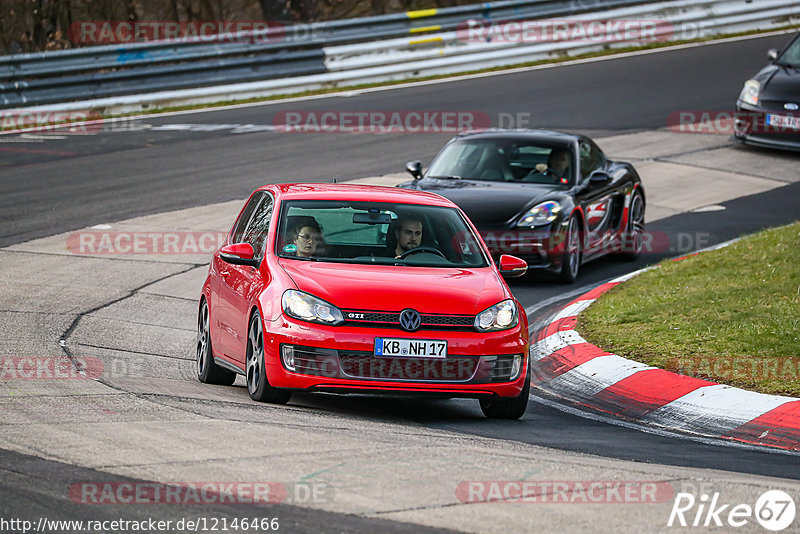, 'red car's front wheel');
246,311,291,404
